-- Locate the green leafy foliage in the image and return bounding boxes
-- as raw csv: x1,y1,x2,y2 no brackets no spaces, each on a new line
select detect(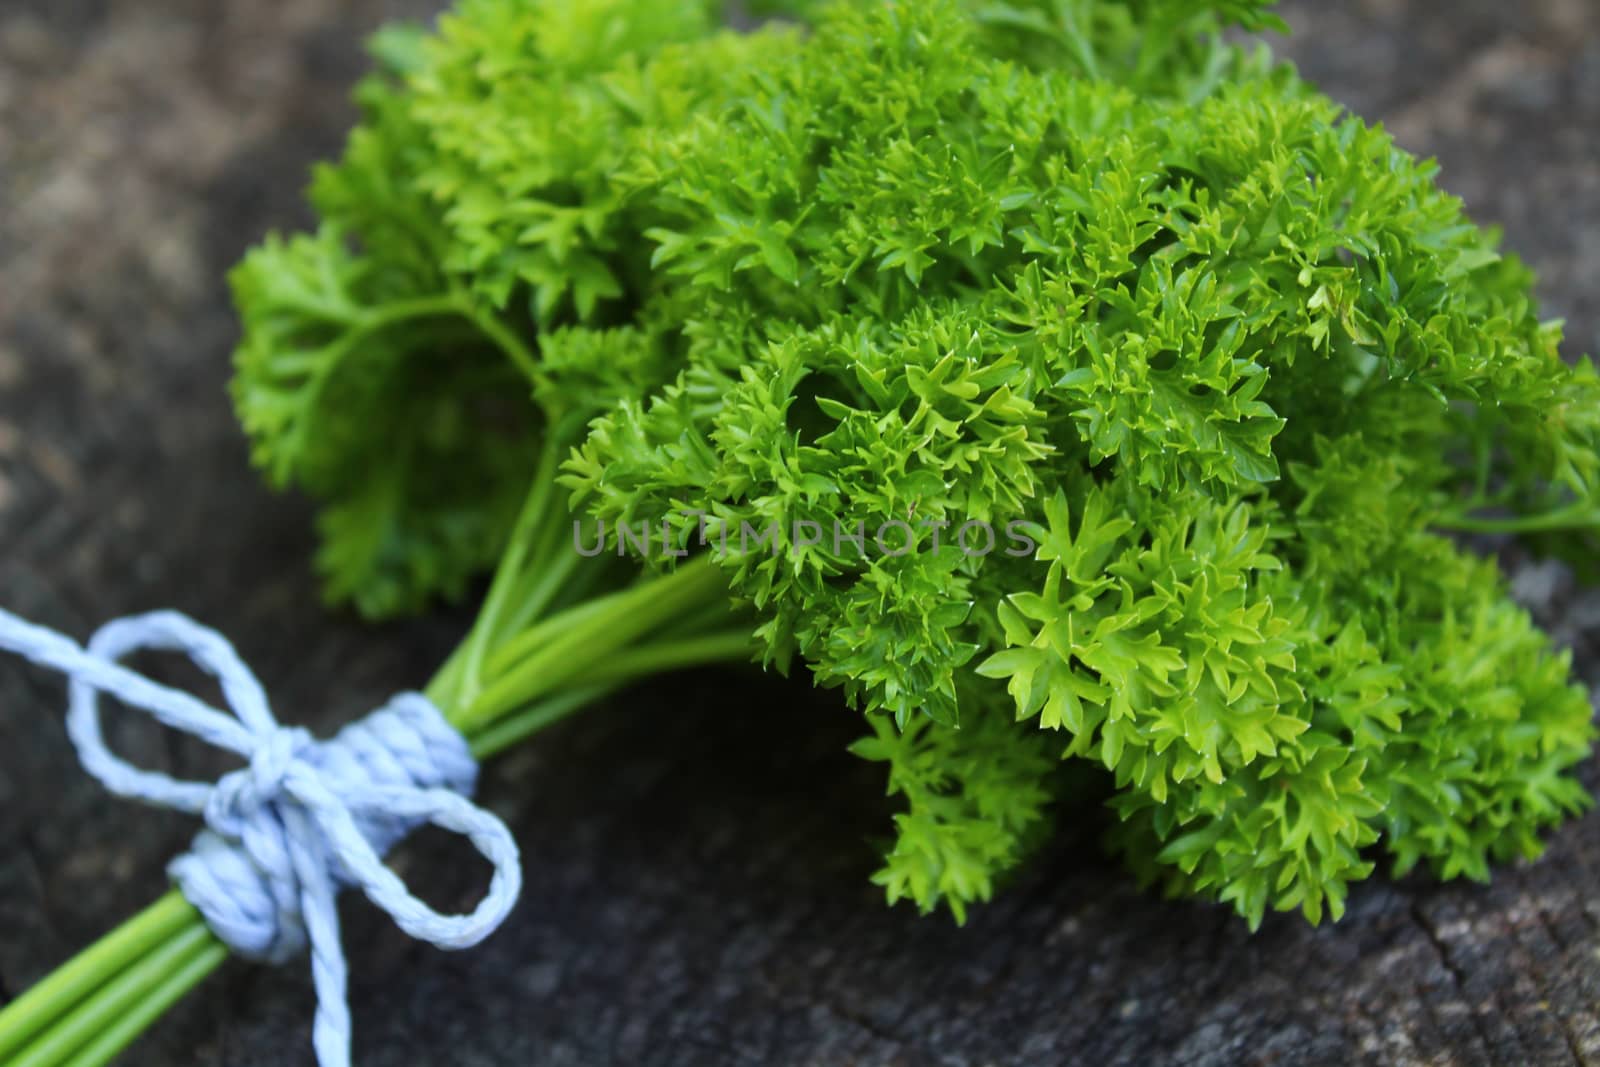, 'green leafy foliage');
235,0,1599,926
850,696,1059,922
231,3,794,615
